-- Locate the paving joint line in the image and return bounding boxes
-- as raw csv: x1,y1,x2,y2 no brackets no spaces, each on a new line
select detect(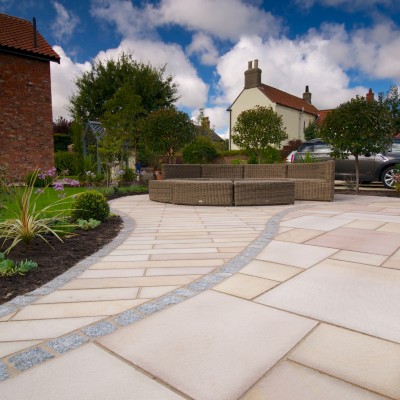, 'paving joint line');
0,202,312,381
